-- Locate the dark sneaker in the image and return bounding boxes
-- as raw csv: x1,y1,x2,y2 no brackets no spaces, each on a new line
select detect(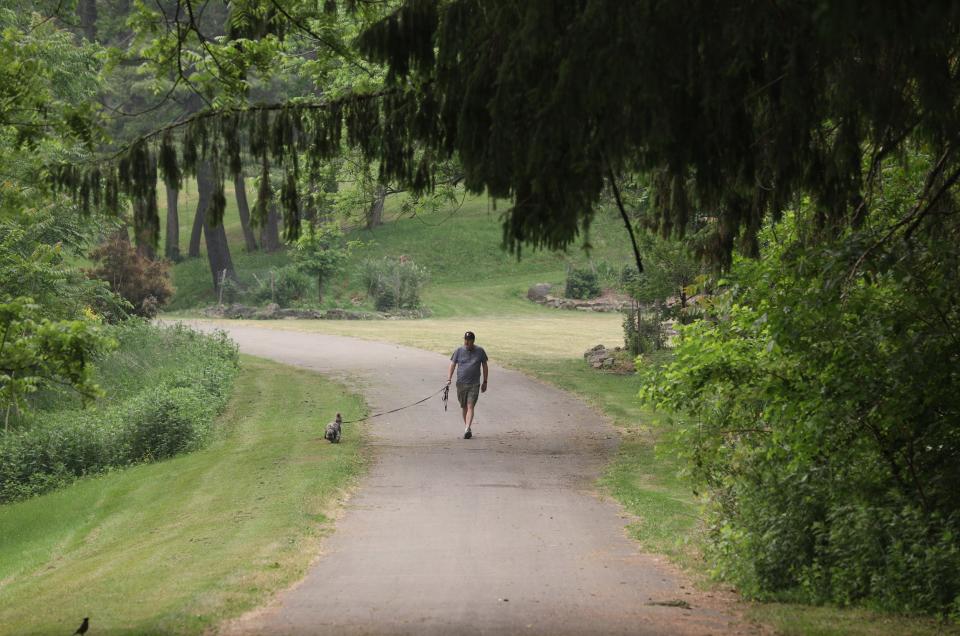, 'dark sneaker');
464,429,472,439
